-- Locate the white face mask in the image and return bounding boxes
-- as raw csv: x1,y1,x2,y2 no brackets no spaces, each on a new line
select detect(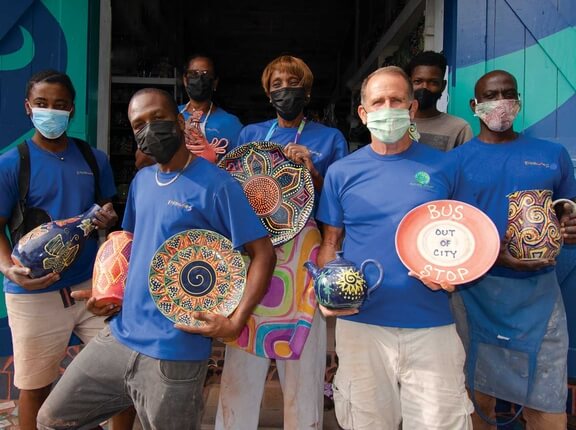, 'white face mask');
366,108,411,144
474,98,521,132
